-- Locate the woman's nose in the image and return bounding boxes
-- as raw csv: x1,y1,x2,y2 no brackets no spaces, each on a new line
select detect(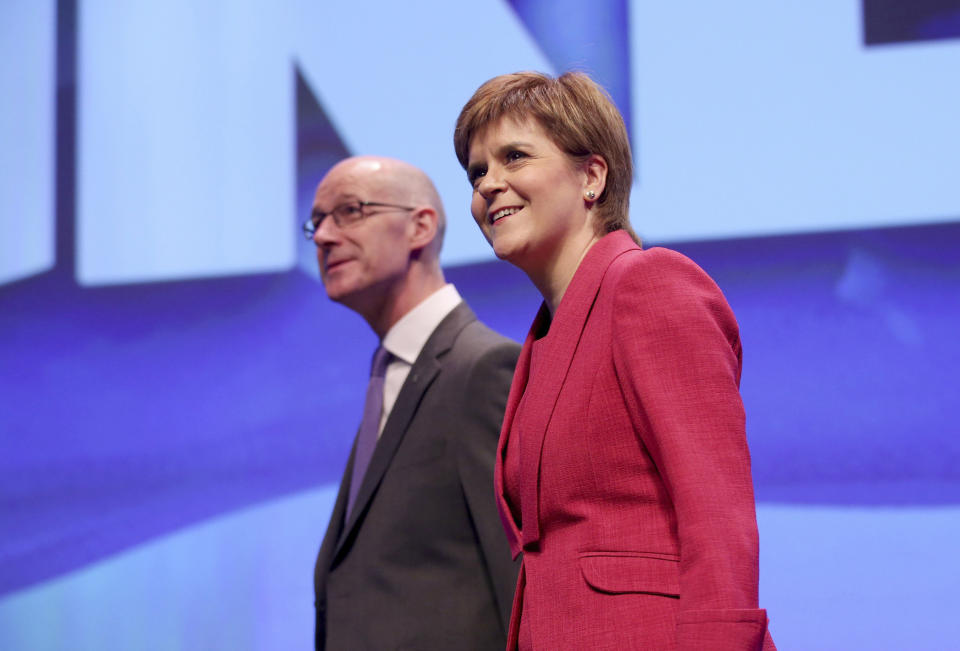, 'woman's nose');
477,169,506,199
